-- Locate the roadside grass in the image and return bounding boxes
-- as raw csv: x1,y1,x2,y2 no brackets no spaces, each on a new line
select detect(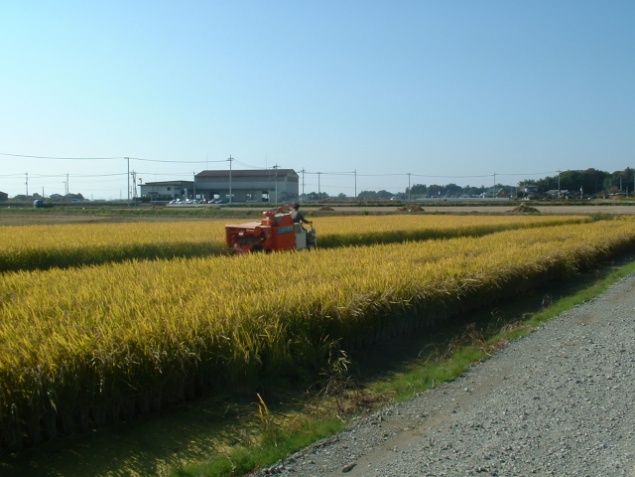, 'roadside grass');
167,258,635,477
172,416,345,477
